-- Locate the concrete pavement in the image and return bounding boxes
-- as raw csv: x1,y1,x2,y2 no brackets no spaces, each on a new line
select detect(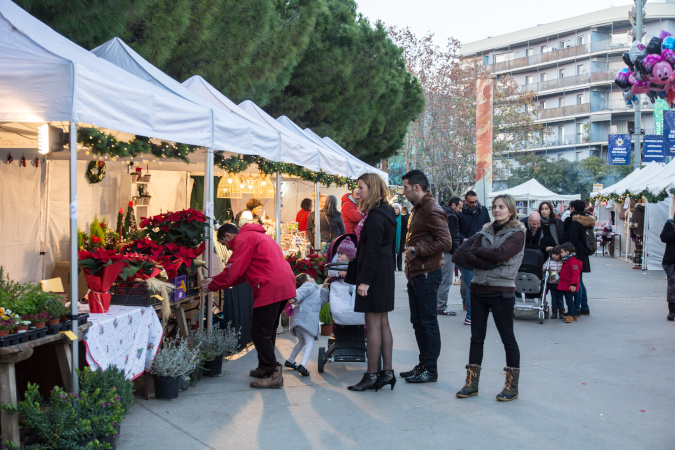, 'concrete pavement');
118,255,672,449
